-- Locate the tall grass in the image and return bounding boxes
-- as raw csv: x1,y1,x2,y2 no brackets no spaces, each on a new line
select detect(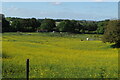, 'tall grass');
2,32,118,78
